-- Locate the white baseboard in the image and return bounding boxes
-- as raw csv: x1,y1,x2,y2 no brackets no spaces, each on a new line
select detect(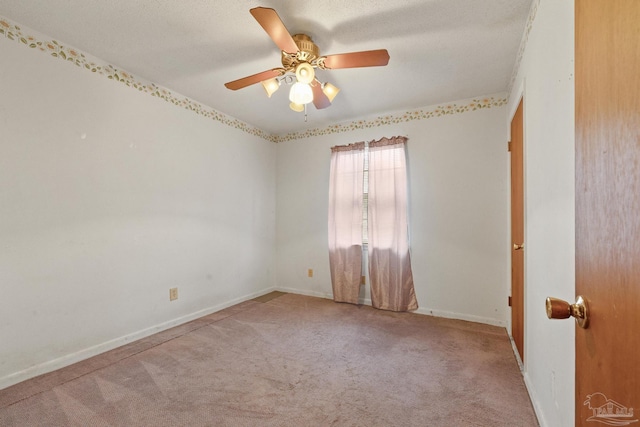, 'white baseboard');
506,331,544,427
523,372,547,427
276,286,333,300
413,307,506,328
276,286,507,328
508,334,525,371
0,287,276,390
